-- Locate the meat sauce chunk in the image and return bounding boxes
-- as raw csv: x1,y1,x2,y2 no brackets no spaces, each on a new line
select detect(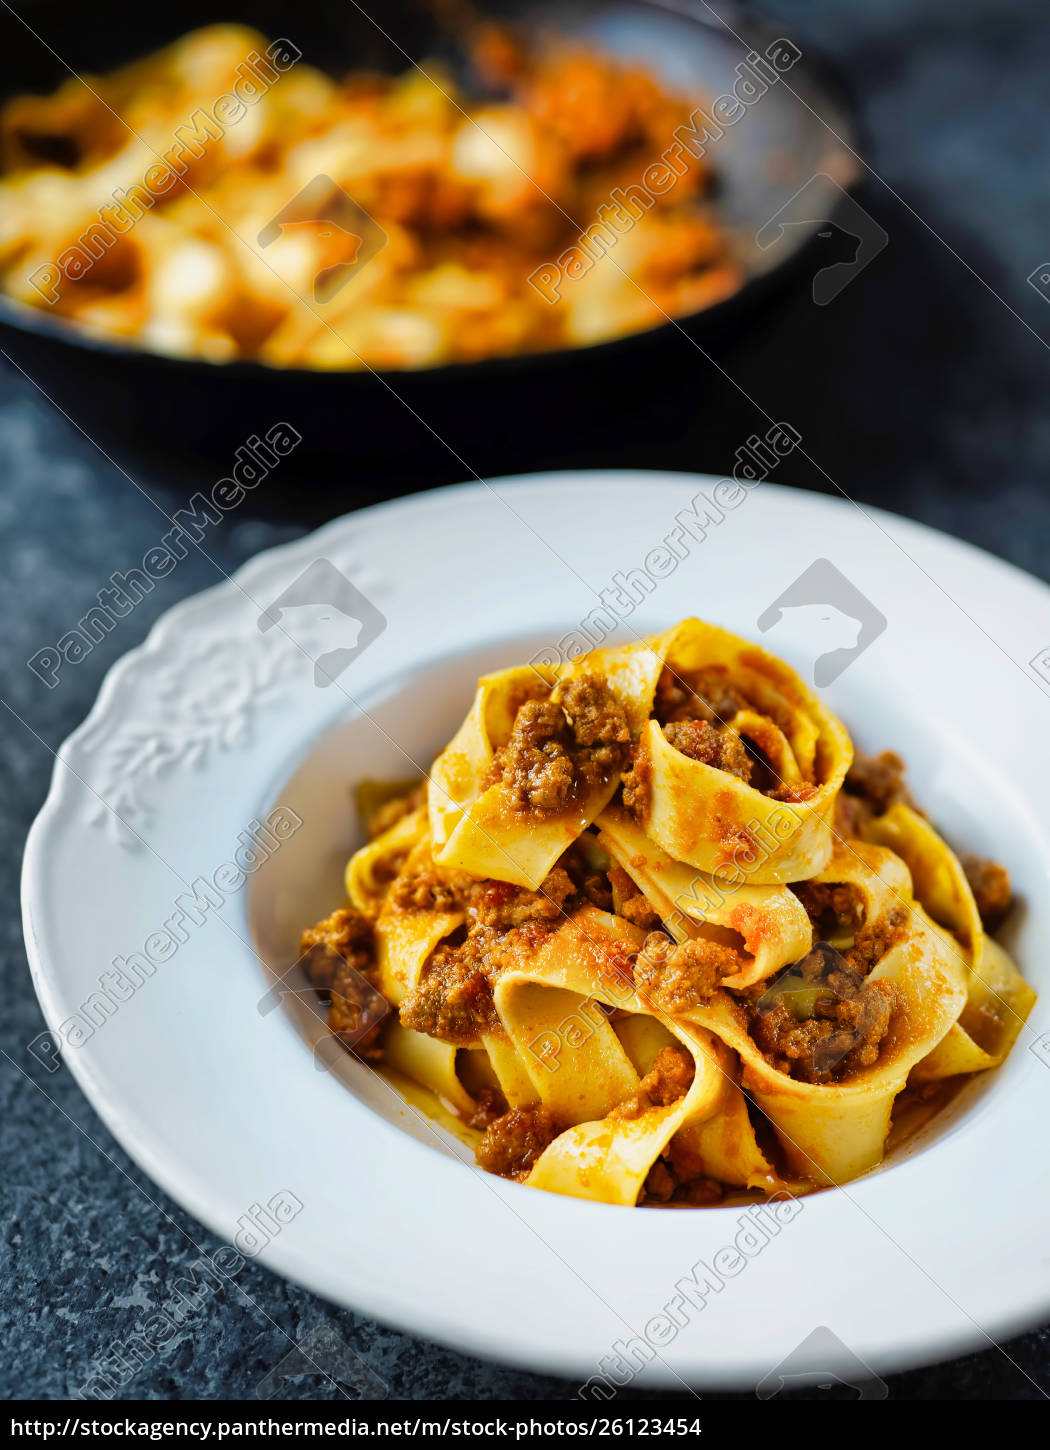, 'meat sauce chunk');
633,929,739,1012
490,677,630,818
750,944,897,1084
299,907,387,1060
843,749,917,819
607,866,661,930
610,1043,695,1121
642,1043,696,1106
962,853,1012,932
475,1105,559,1179
469,866,576,929
397,859,585,1047
399,930,502,1046
663,718,753,784
654,665,748,726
